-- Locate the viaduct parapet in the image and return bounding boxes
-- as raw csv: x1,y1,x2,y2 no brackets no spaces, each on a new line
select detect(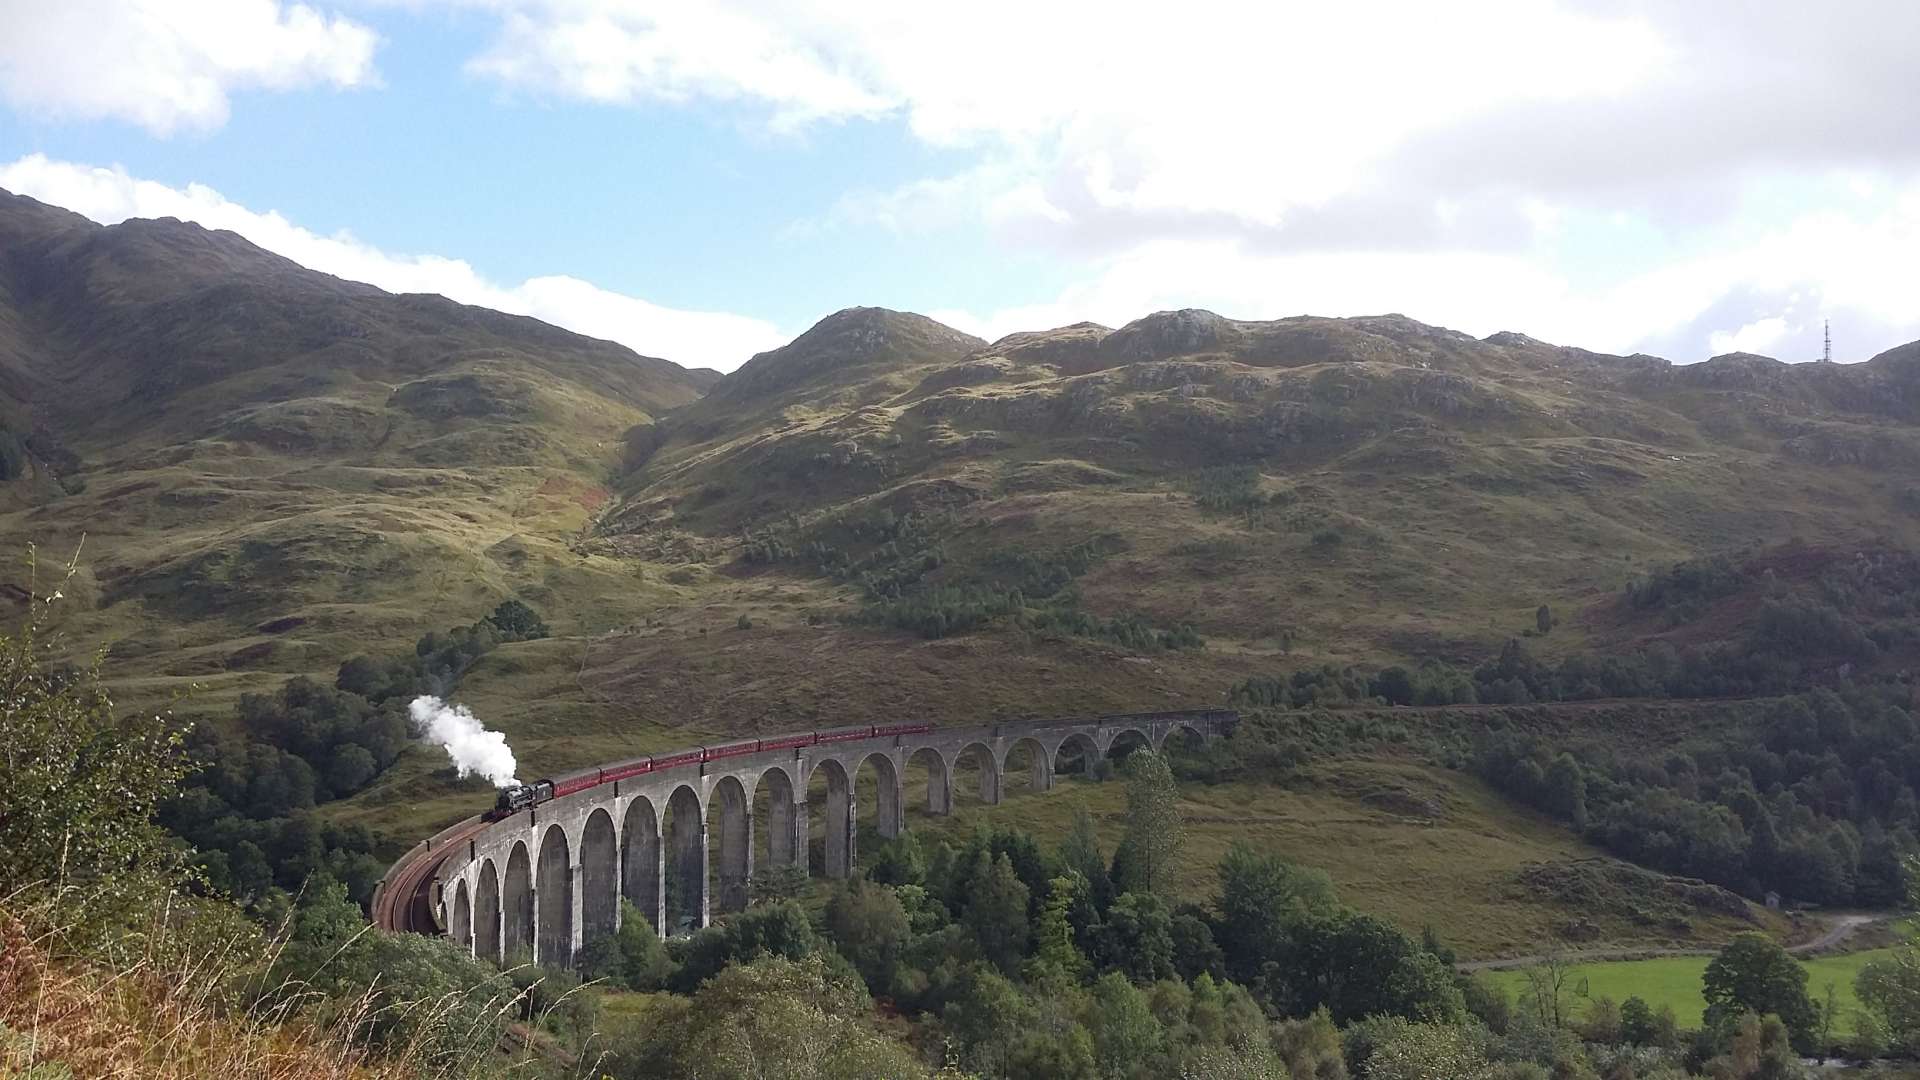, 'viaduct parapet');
376,709,1236,969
